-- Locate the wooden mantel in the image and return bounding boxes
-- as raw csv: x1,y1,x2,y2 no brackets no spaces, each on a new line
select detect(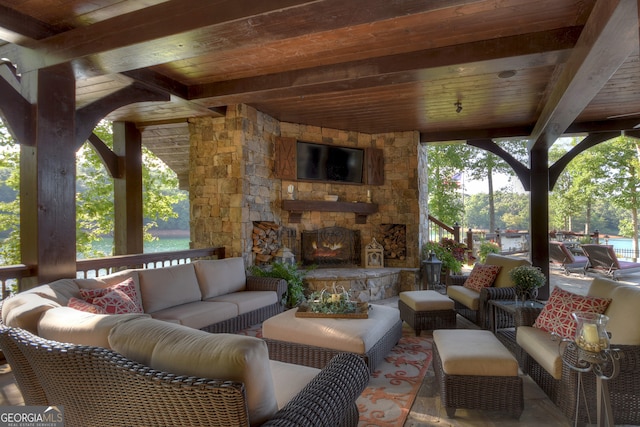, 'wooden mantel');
282,200,378,224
